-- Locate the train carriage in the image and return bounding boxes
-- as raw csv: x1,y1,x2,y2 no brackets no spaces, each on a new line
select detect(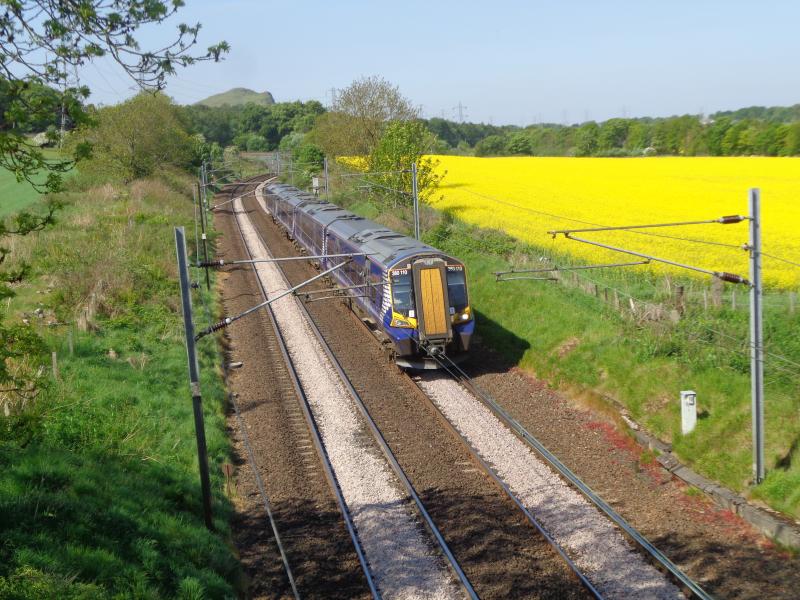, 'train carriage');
265,182,473,369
